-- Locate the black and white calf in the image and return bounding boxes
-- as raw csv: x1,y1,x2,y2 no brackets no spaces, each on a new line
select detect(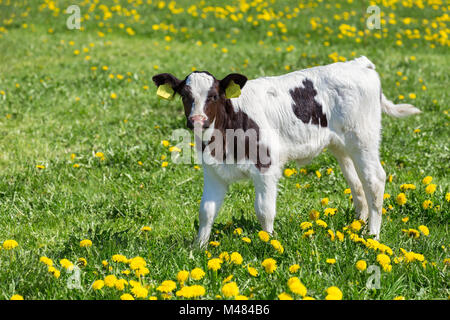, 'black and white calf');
153,56,421,247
